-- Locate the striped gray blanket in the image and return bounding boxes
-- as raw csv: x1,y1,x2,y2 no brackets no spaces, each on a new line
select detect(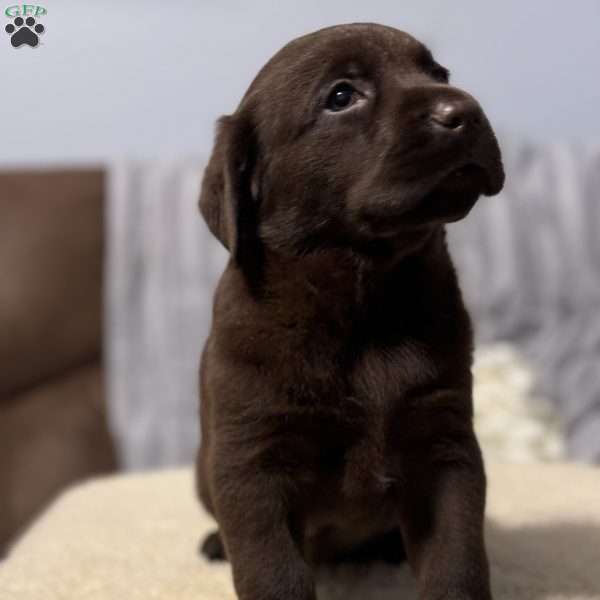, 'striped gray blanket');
105,142,600,470
448,142,600,462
